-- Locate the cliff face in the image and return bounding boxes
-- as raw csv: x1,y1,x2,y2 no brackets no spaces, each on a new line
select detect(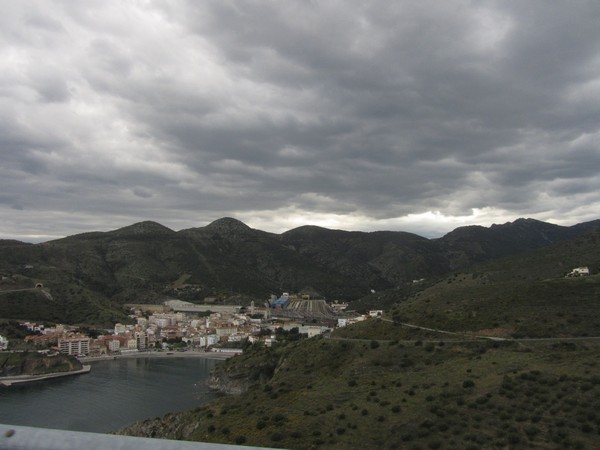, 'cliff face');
0,352,82,377
115,411,202,440
207,371,253,395
206,345,283,396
